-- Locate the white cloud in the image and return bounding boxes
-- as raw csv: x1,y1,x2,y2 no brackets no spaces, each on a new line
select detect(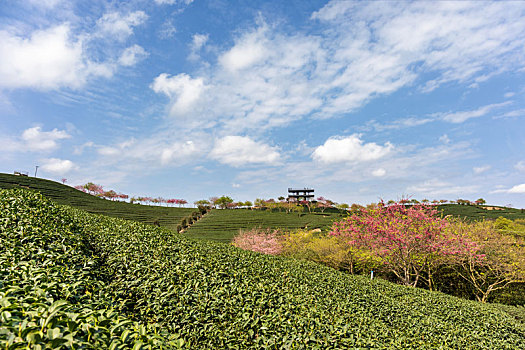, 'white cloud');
188,33,209,60
96,11,148,42
98,146,121,156
439,102,511,123
41,158,76,174
473,165,491,174
219,28,268,72
0,25,96,90
160,141,198,165
372,168,386,177
27,0,63,8
439,134,451,144
119,45,148,66
508,184,525,194
407,179,478,196
370,117,434,131
209,136,280,167
158,20,177,39
496,108,525,119
150,73,206,115
155,0,194,5
73,141,94,155
153,2,525,135
515,161,525,172
312,134,393,164
97,139,135,157
192,33,208,51
21,126,70,152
